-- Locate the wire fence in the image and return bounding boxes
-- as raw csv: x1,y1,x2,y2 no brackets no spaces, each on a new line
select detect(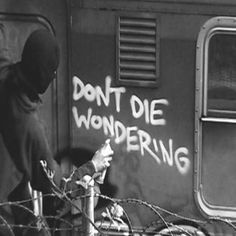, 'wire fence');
1,162,236,236
2,191,236,236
